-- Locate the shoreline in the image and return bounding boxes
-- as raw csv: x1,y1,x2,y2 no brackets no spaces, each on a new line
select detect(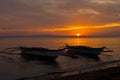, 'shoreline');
54,65,120,80
18,60,120,80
